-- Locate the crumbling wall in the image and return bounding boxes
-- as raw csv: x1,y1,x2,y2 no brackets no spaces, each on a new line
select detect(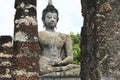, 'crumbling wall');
81,0,120,80
0,36,13,80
